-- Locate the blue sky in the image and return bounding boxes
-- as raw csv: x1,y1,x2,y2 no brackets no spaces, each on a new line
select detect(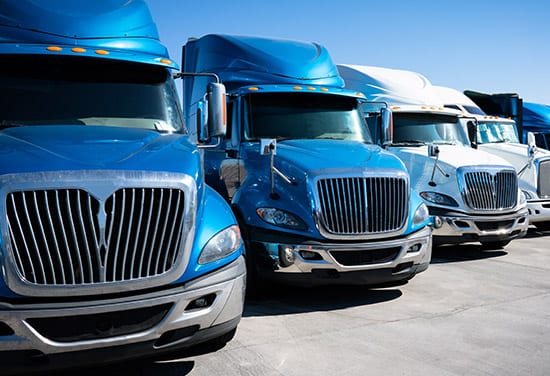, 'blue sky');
148,0,550,104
